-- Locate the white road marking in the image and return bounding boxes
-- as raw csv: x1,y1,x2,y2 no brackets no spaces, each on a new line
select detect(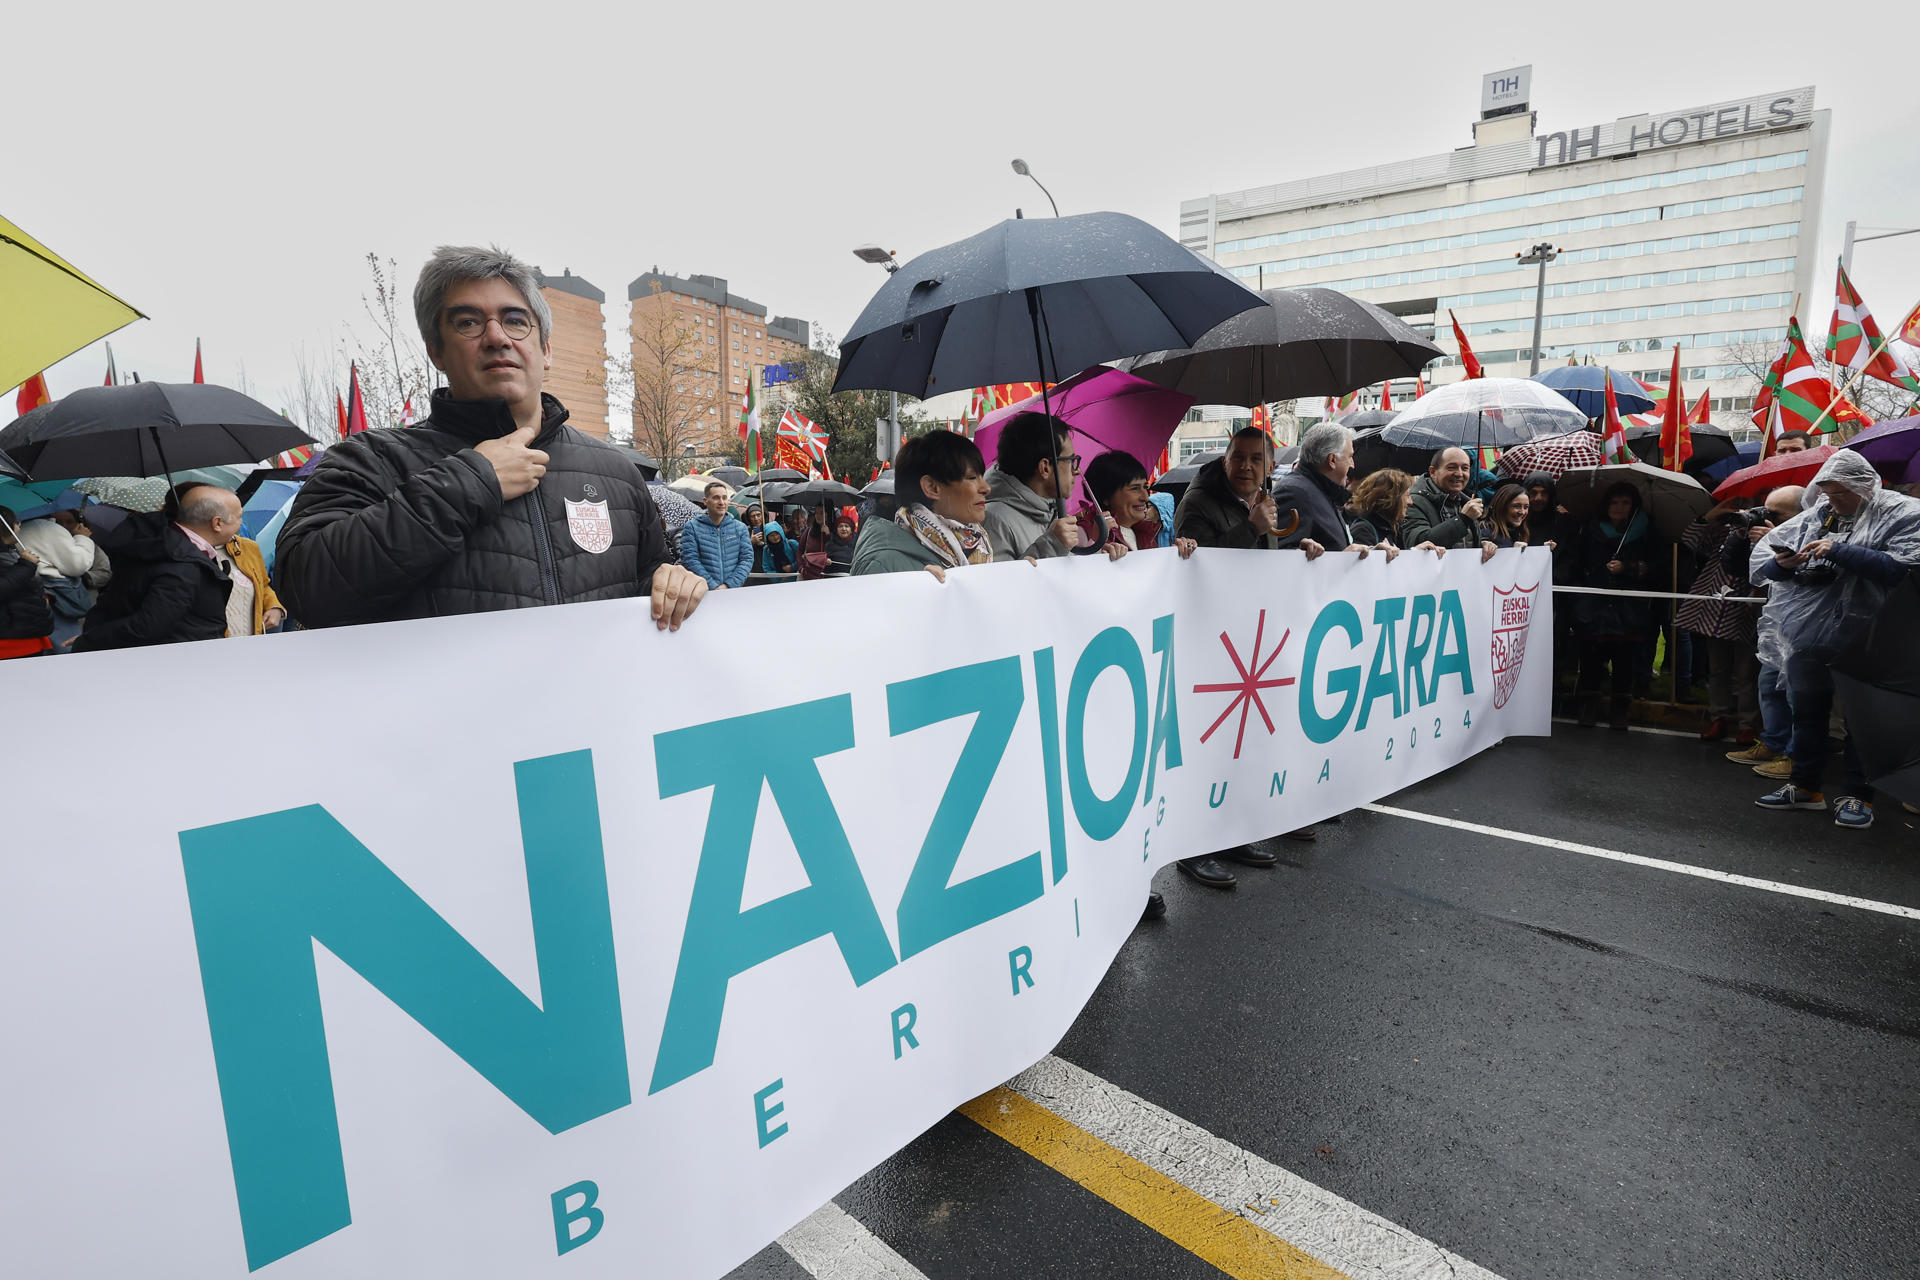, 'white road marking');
1549,715,1701,739
777,1201,928,1279
1007,1055,1506,1280
1363,802,1920,921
